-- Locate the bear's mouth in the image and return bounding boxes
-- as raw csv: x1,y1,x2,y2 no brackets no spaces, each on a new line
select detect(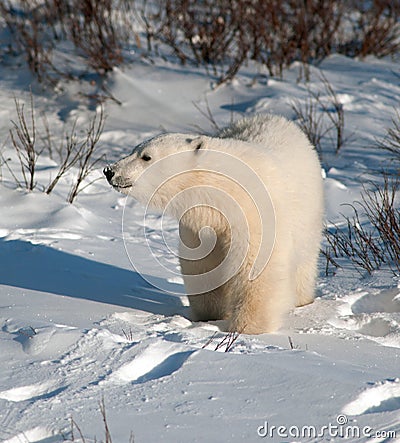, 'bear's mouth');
113,184,132,189
112,184,132,193
109,176,133,190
